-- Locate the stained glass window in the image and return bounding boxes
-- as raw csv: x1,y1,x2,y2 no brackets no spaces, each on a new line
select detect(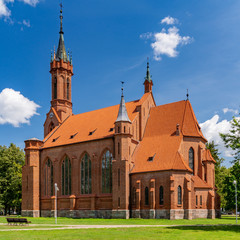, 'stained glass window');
178,185,182,205
80,153,92,194
189,147,194,172
101,150,112,193
61,156,71,195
